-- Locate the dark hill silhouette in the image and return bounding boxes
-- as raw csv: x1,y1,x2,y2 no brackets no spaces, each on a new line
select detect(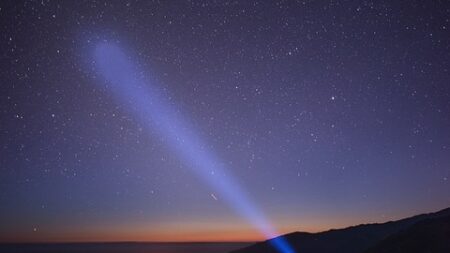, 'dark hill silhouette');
231,207,450,253
364,214,450,253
